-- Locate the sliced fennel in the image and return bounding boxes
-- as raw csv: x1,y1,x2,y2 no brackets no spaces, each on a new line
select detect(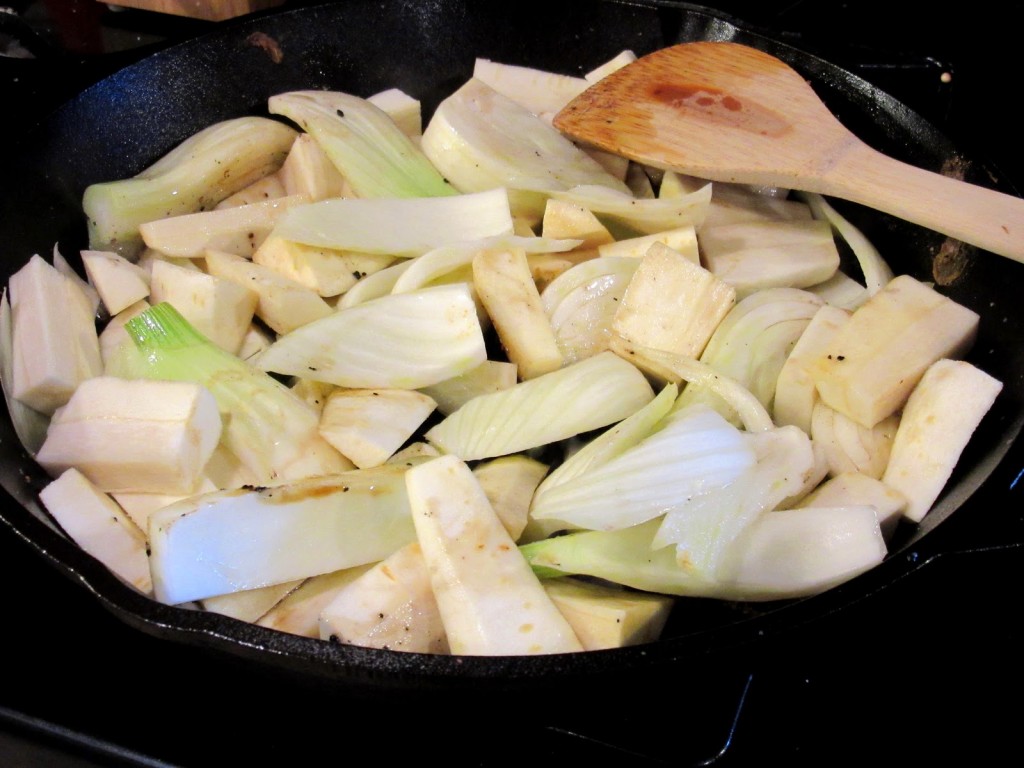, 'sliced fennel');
268,90,457,198
670,287,823,425
532,382,679,497
271,189,515,257
529,403,756,532
391,235,583,295
521,519,726,597
111,302,350,484
420,78,630,221
540,256,641,364
522,503,886,601
83,117,298,257
551,184,712,234
631,346,774,433
254,283,487,389
149,465,419,604
0,289,49,456
799,192,894,296
424,351,655,460
652,423,817,575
